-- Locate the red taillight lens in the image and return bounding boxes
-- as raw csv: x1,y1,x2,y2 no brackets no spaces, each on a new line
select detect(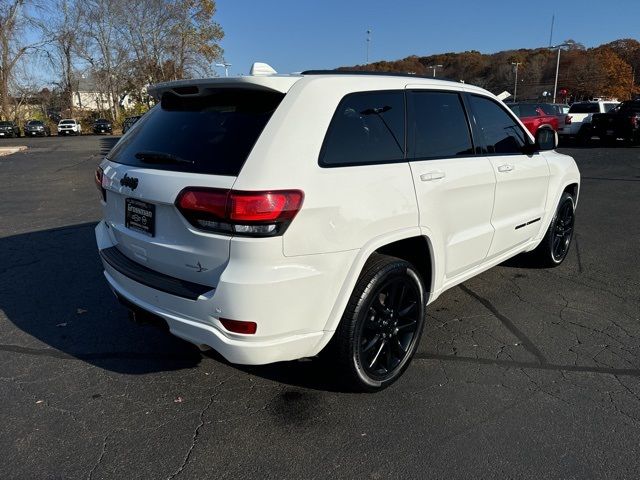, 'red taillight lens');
176,188,228,219
220,318,257,335
95,167,106,201
229,191,303,222
565,115,572,125
175,188,304,237
631,116,638,128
